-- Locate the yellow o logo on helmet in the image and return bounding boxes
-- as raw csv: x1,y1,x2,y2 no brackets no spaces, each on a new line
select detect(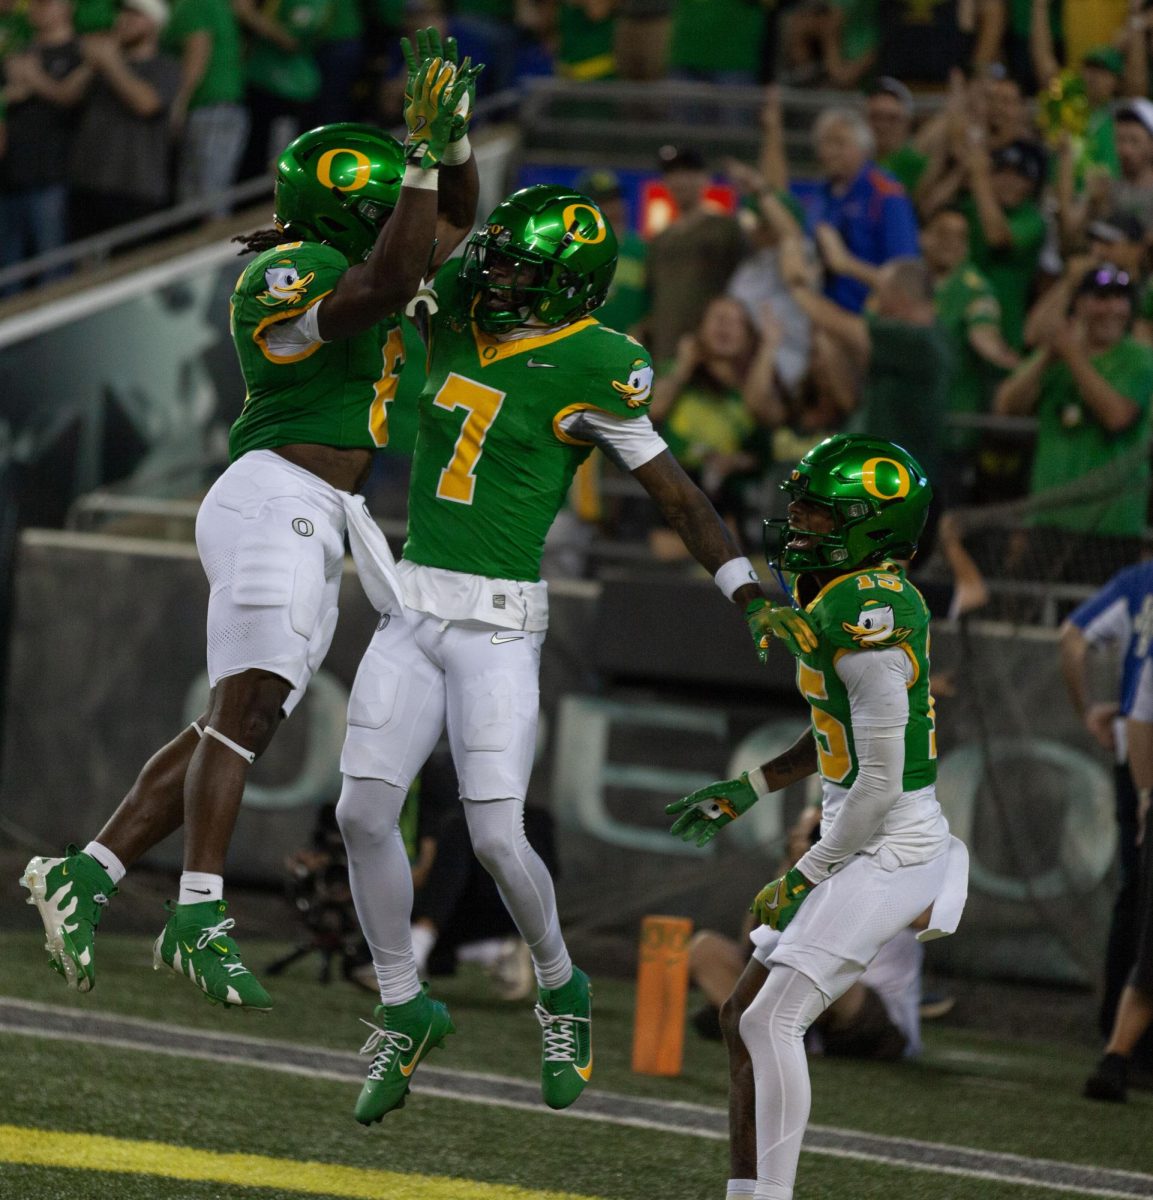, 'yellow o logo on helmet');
317,148,372,192
860,457,911,500
562,202,606,245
